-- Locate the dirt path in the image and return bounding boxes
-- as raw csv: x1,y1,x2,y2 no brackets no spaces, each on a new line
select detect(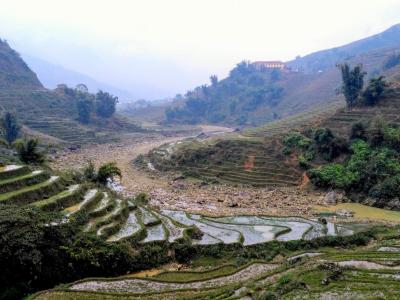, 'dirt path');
52,125,233,197
52,135,186,195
